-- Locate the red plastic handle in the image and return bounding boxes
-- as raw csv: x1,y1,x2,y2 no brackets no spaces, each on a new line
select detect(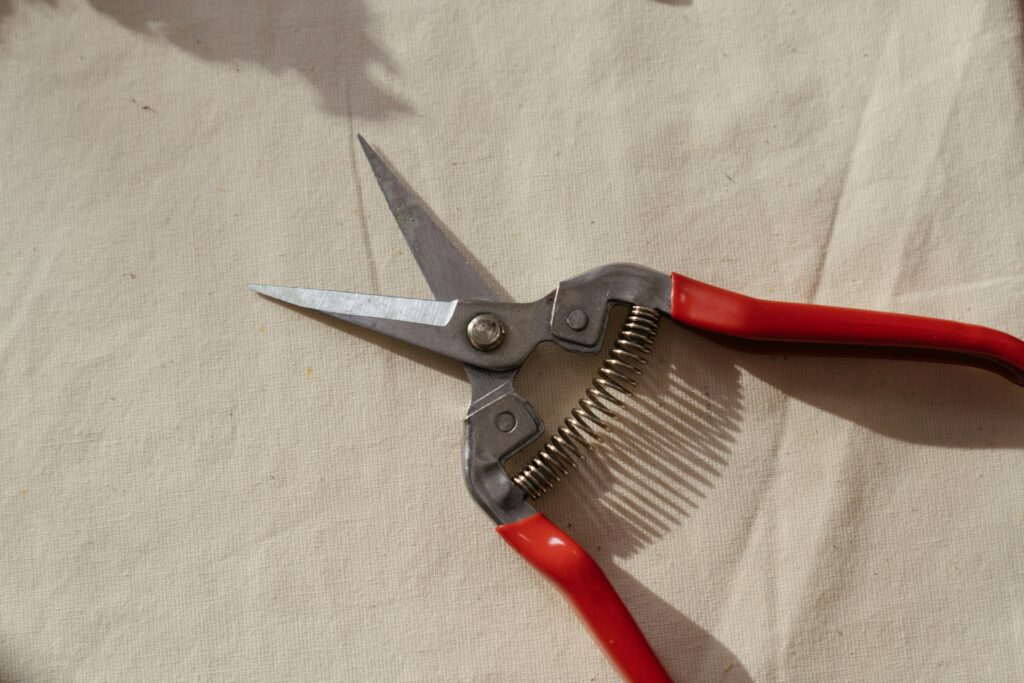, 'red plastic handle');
497,513,673,683
671,273,1024,386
